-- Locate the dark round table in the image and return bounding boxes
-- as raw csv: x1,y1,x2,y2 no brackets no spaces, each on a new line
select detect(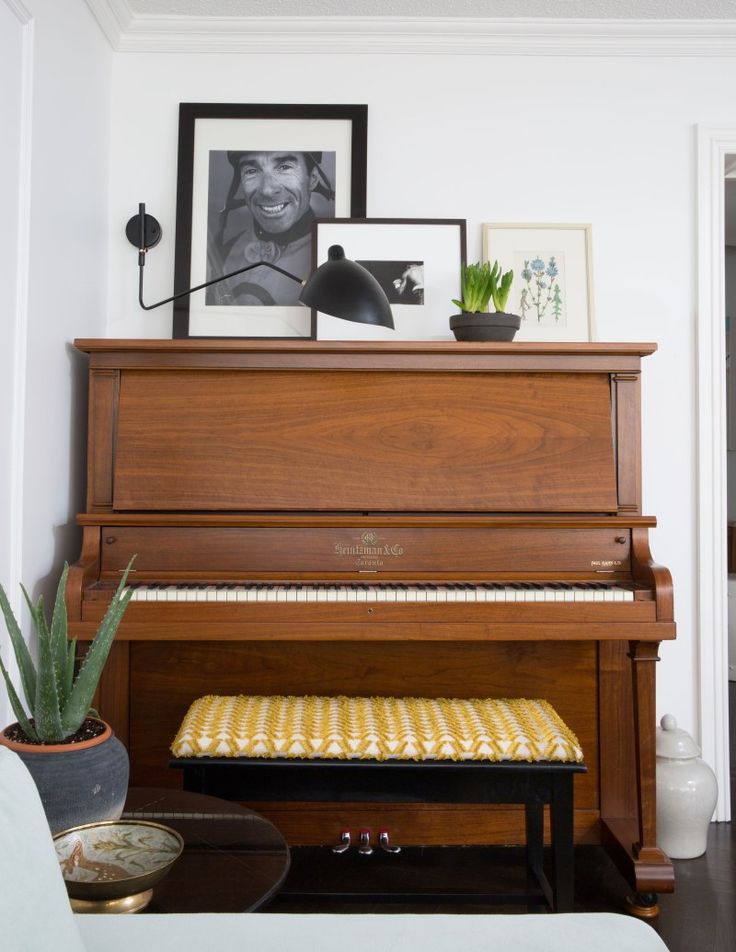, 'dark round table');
123,787,290,913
